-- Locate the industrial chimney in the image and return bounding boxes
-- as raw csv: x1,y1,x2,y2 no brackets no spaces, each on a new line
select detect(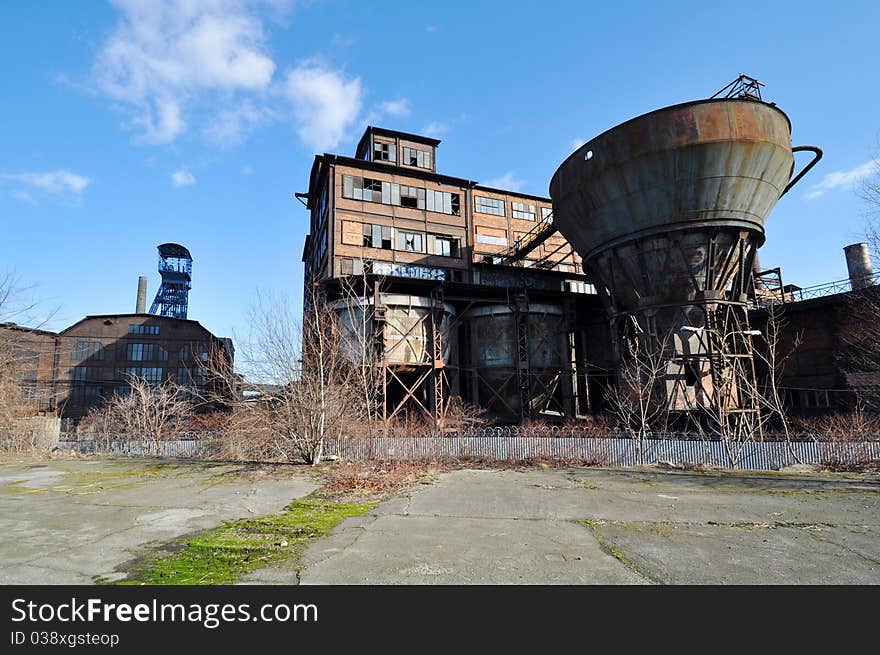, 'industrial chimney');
550,88,821,430
844,243,874,290
135,276,148,314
